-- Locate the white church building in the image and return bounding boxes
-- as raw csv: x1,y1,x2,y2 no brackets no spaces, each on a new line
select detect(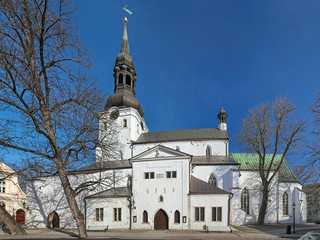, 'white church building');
26,18,307,231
